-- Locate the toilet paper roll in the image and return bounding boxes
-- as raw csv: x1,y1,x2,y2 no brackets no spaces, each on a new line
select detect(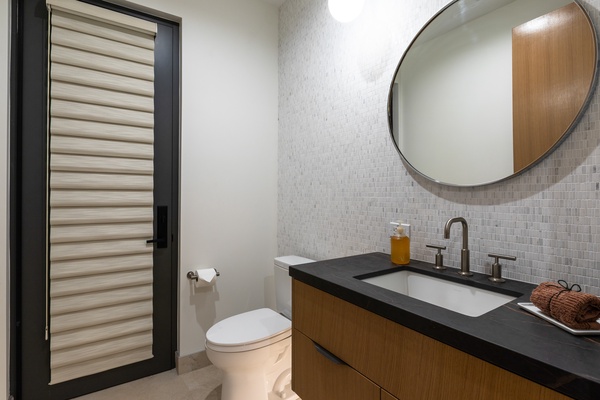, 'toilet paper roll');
193,268,218,287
